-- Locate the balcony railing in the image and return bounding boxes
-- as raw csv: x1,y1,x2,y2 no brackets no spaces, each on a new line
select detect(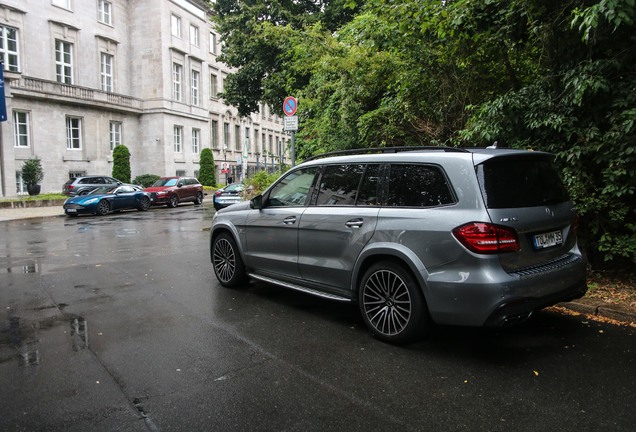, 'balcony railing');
12,76,142,111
